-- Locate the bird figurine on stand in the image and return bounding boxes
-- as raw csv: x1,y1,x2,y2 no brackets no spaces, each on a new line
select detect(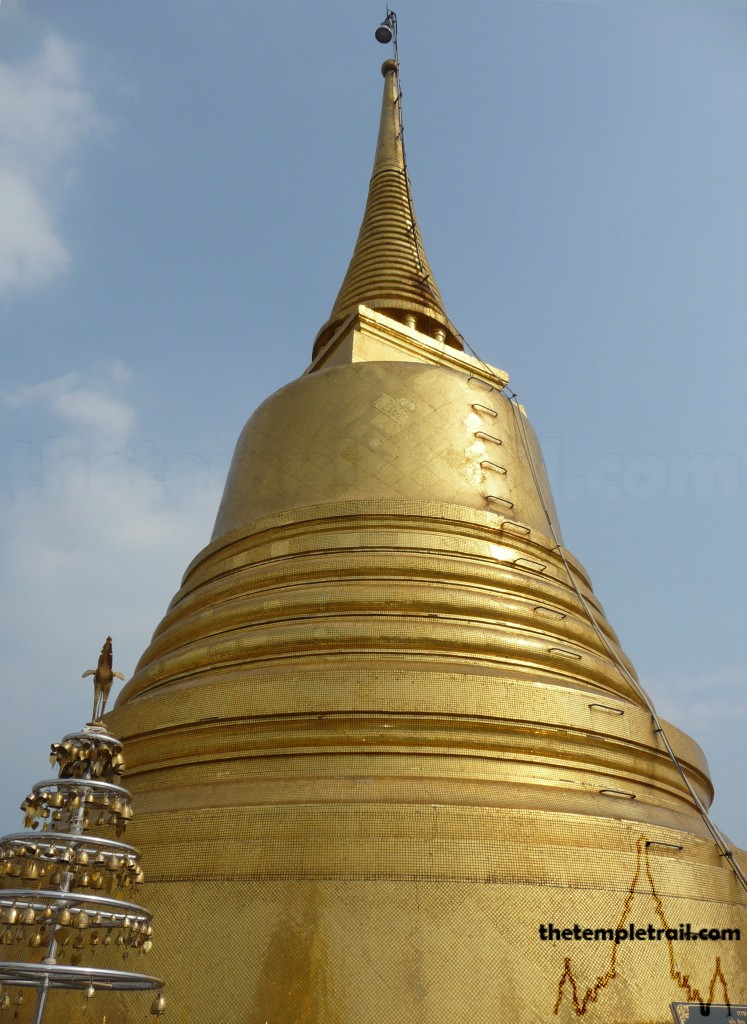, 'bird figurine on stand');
82,637,125,722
